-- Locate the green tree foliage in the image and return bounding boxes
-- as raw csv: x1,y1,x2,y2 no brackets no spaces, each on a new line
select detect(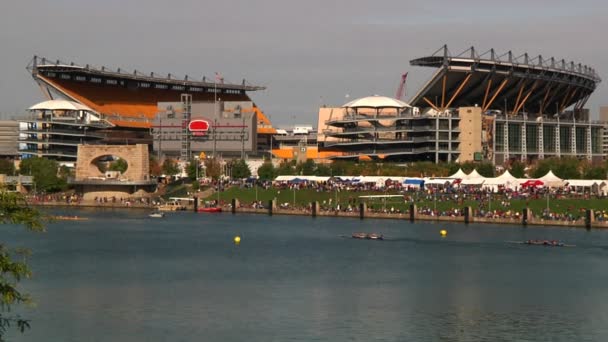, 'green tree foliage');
230,159,251,179
508,160,526,178
0,160,15,175
185,160,200,180
0,190,45,339
108,158,128,173
203,158,222,180
257,162,277,181
276,160,296,175
329,161,352,176
295,160,316,176
18,157,66,193
314,163,332,176
530,157,581,179
459,161,495,177
161,159,180,177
